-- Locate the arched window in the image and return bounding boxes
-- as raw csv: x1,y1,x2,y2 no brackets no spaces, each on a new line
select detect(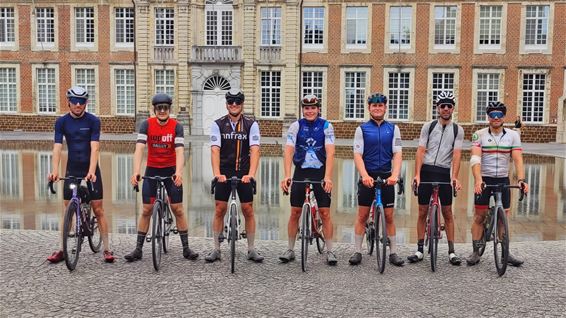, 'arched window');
203,75,231,91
